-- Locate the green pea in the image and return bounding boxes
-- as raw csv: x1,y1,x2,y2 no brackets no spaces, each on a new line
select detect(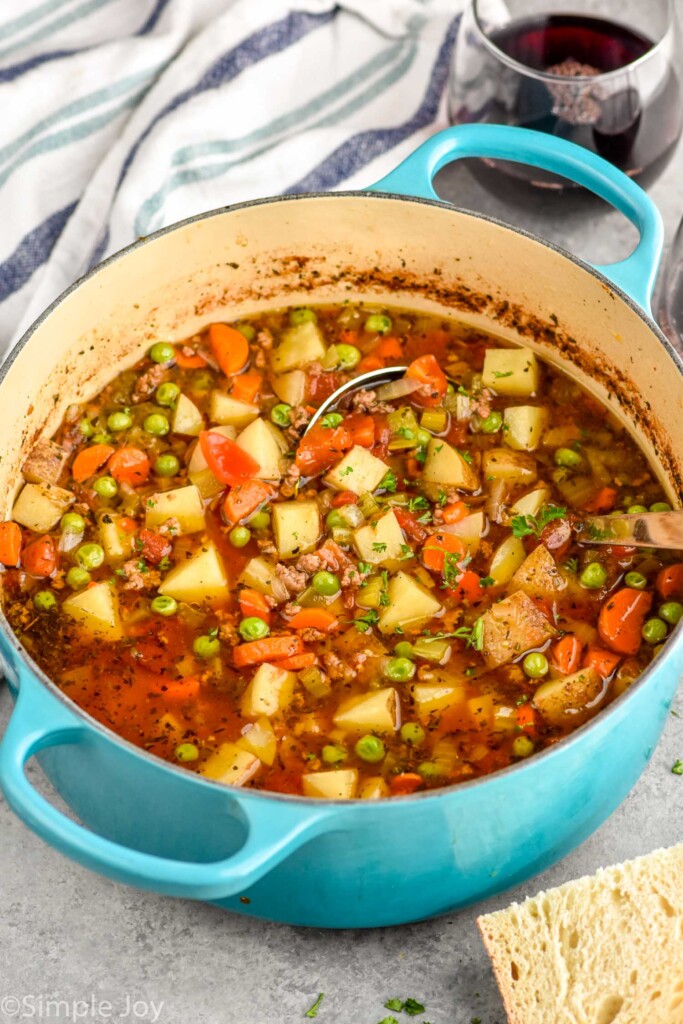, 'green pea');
400,723,425,746
627,504,648,514
66,566,90,590
325,509,346,529
190,370,214,392
149,342,175,364
624,571,648,590
229,525,252,548
175,743,199,762
91,433,112,445
193,634,220,659
321,744,347,765
79,418,94,437
336,344,361,370
312,570,340,597
143,413,170,436
415,428,432,447
365,313,392,334
355,734,386,763
554,447,582,468
321,412,343,429
271,403,292,427
650,501,672,513
512,735,535,758
107,411,132,432
248,511,270,530
384,656,416,682
151,595,178,617
237,323,256,341
154,453,180,477
289,307,317,326
480,411,502,434
156,382,180,407
239,617,270,642
394,641,414,660
93,476,118,498
60,512,86,534
580,562,607,589
75,543,104,570
642,617,667,644
522,652,549,679
33,590,57,612
660,601,683,626
417,761,442,780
